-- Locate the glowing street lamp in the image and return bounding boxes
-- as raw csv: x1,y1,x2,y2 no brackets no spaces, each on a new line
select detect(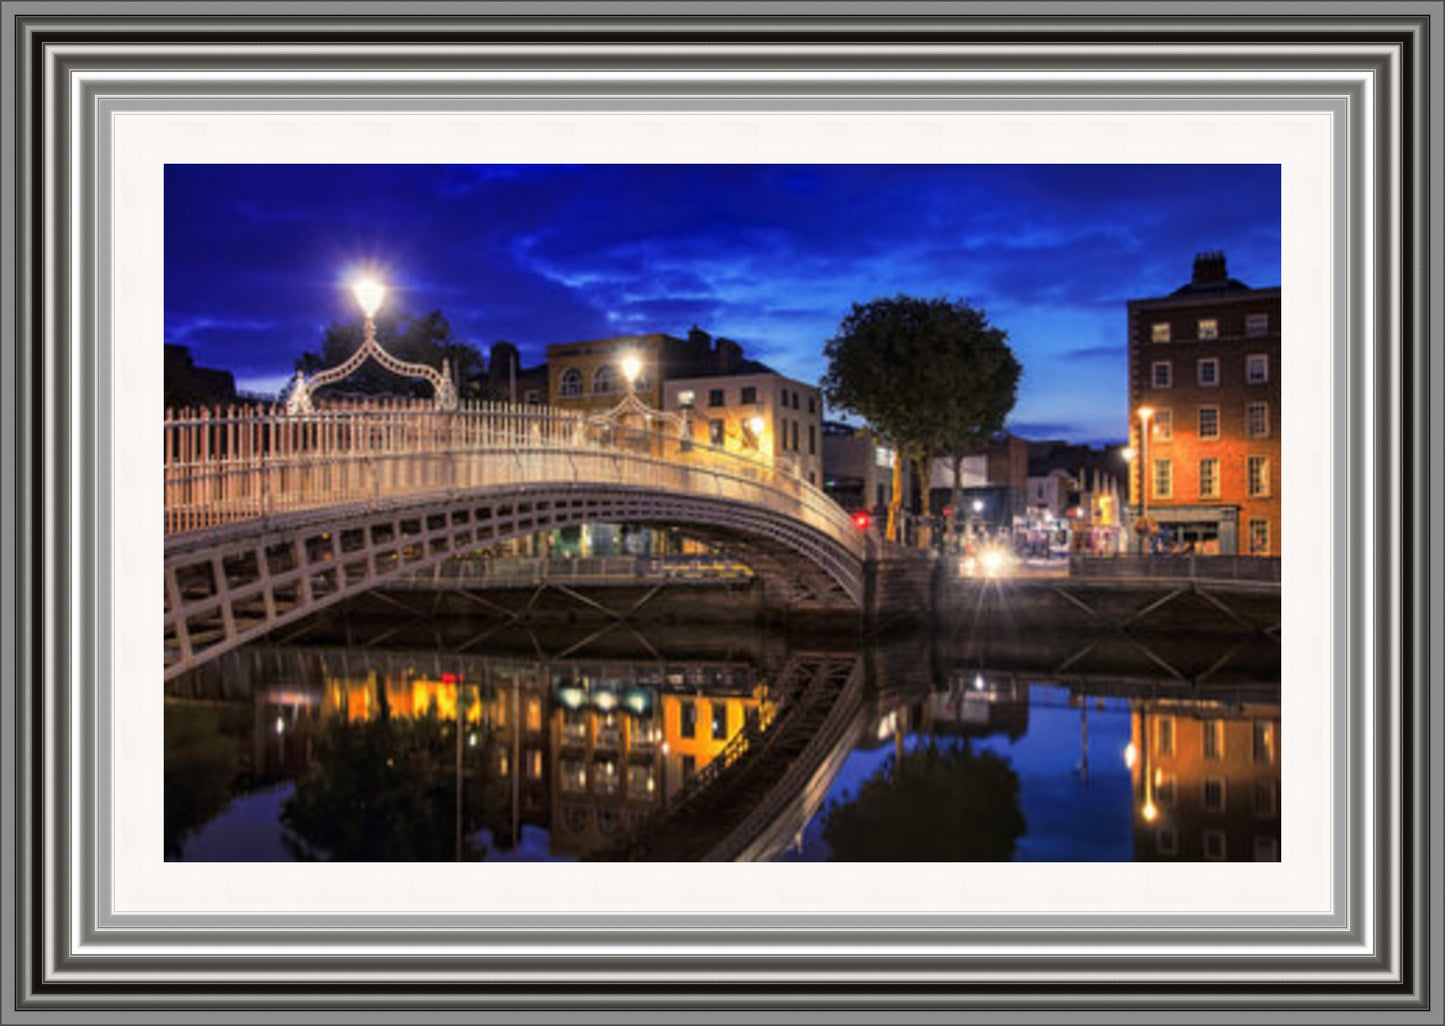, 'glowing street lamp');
746,414,767,451
619,353,642,393
352,277,386,319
